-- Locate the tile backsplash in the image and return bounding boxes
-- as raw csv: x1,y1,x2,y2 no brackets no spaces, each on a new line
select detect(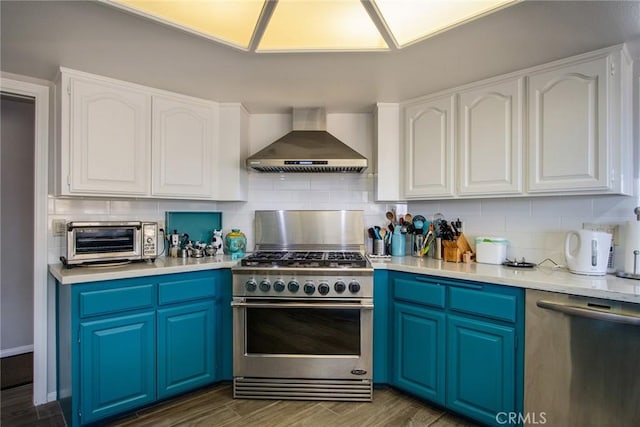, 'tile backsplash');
48,185,638,269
